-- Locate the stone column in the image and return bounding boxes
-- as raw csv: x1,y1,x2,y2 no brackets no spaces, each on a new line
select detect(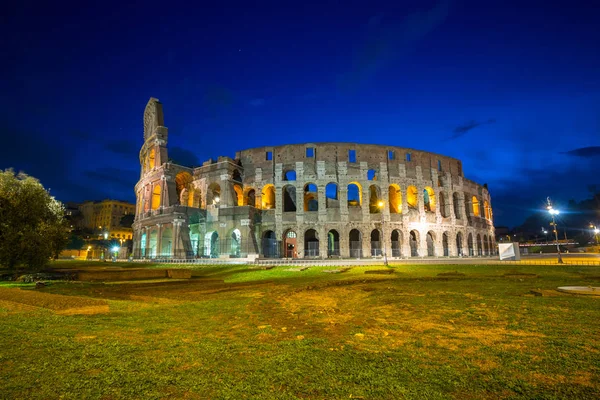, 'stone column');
339,185,348,223
340,228,350,258
317,186,327,222
156,223,163,257
361,229,370,259
172,219,181,258
319,226,328,259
